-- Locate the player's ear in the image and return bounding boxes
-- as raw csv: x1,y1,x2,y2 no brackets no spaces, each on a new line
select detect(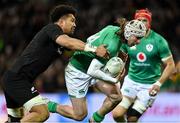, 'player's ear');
57,18,65,28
